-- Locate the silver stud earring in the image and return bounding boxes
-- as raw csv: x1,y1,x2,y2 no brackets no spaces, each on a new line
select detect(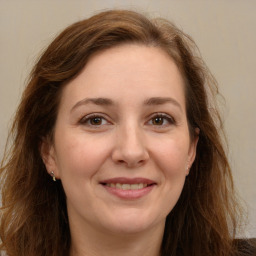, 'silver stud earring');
51,171,56,182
